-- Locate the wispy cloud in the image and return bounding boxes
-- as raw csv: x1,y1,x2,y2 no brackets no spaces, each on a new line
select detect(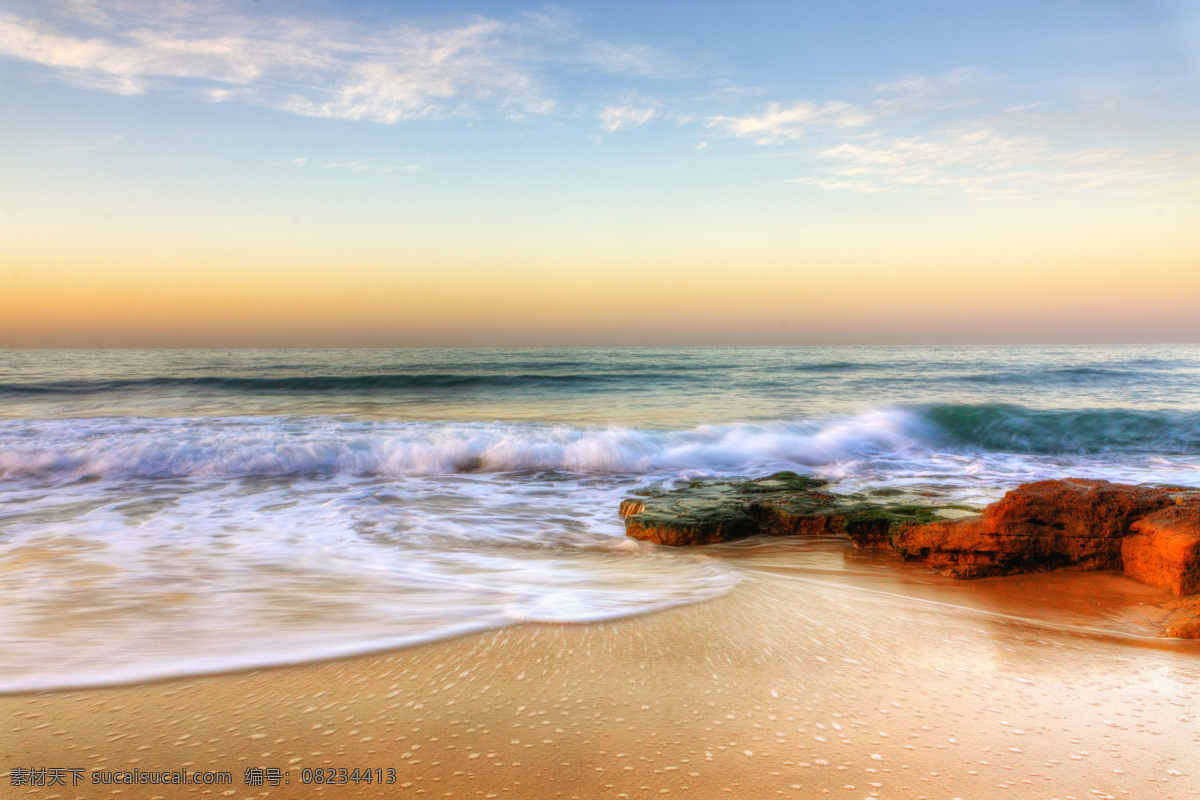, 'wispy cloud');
578,39,693,80
871,67,993,113
794,128,1197,199
706,68,996,145
711,68,1200,199
0,1,679,123
290,156,422,174
707,101,873,144
599,104,657,132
